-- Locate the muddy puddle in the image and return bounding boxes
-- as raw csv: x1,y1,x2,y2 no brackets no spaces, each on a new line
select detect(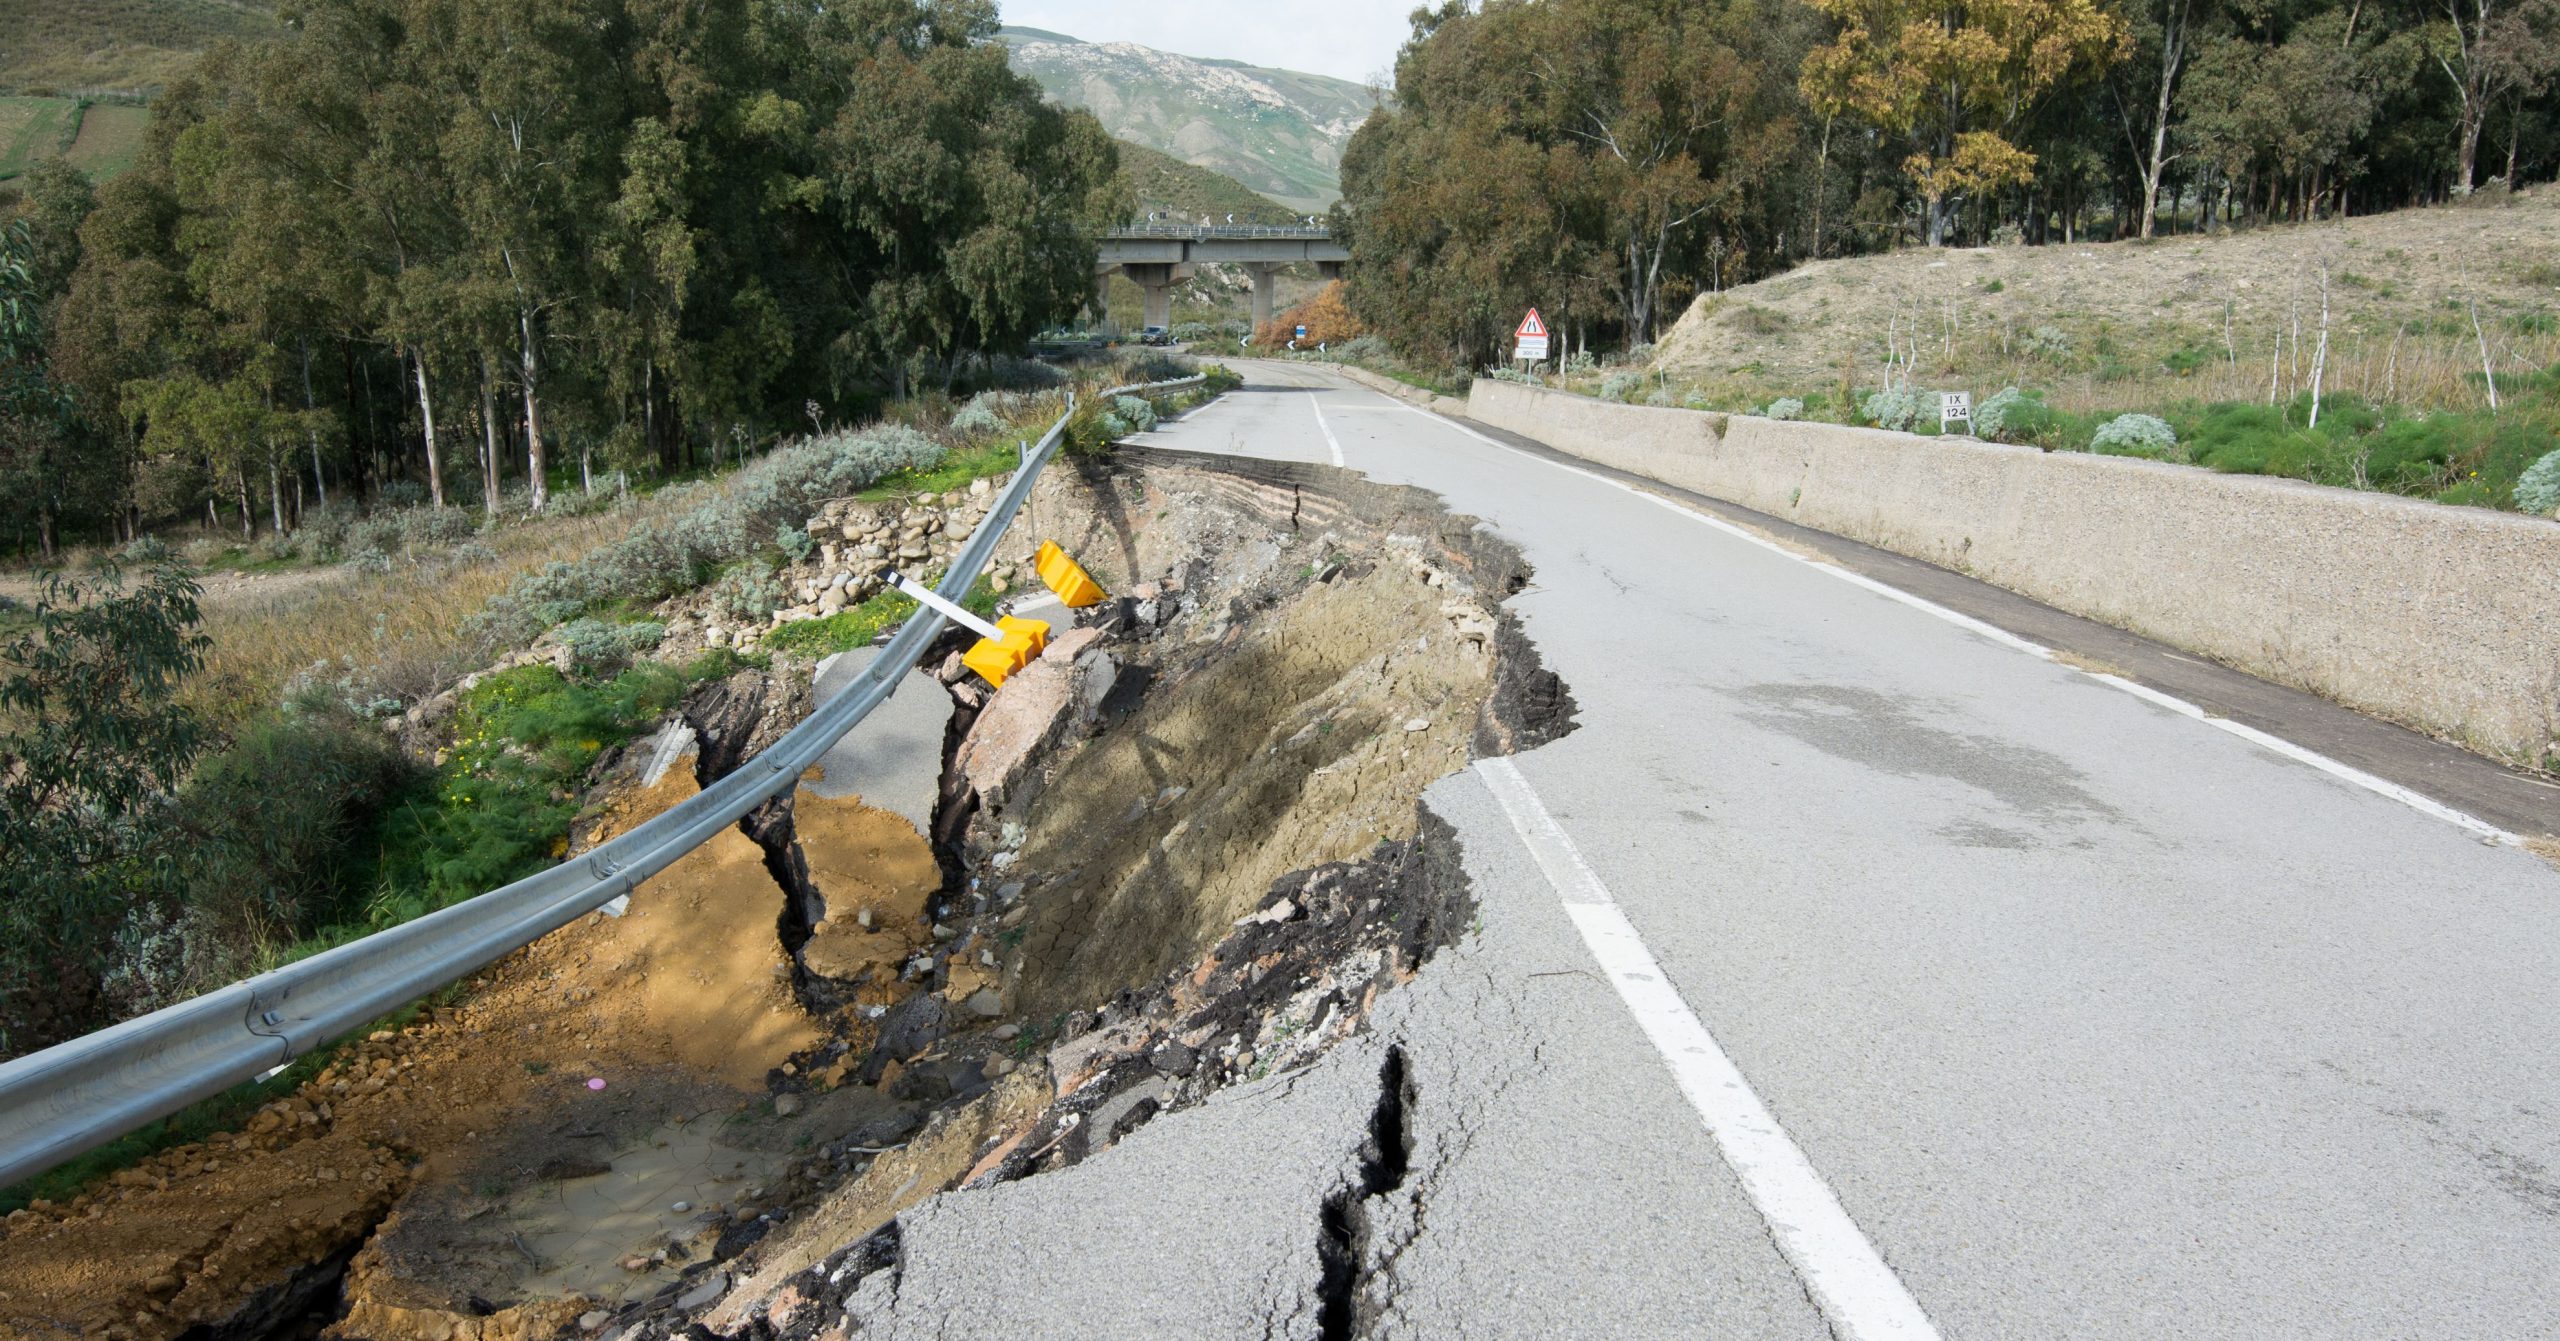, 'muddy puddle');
0,451,1573,1341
